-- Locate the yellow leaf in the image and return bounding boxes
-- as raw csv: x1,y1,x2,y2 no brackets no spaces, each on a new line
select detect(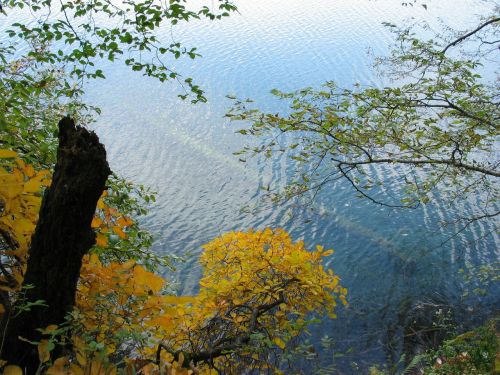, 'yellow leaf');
38,339,51,363
120,259,136,270
76,349,87,367
112,226,127,239
5,217,35,236
95,233,108,247
147,315,172,328
69,364,84,375
24,164,35,178
273,337,286,349
177,352,185,367
116,216,133,227
0,149,17,158
133,265,164,292
91,216,103,228
23,180,42,194
0,303,5,313
89,359,105,375
163,295,195,305
96,198,105,209
15,159,25,170
0,182,23,199
3,365,23,375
